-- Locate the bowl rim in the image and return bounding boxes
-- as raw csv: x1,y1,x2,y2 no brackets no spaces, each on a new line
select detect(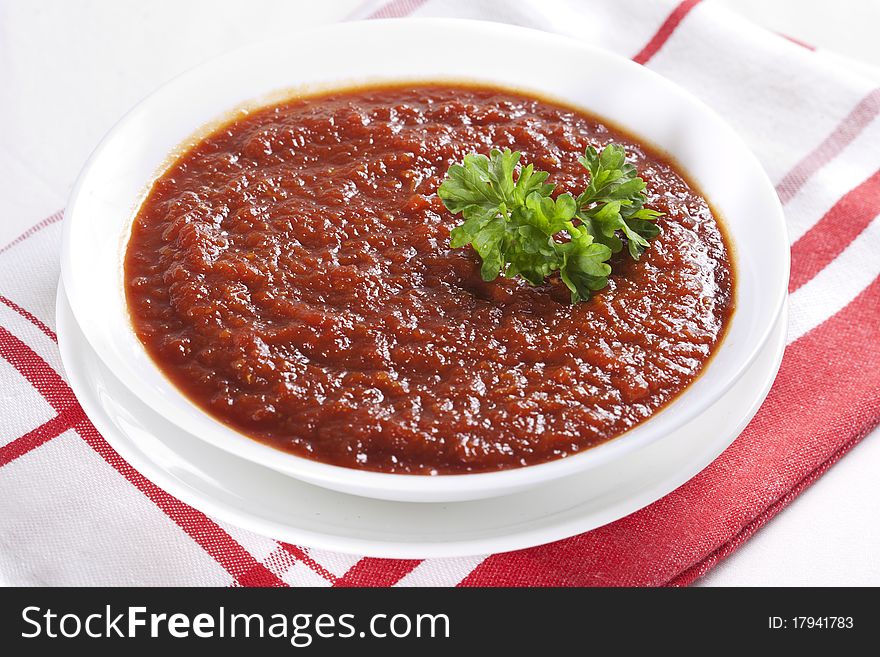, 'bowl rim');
61,17,790,498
